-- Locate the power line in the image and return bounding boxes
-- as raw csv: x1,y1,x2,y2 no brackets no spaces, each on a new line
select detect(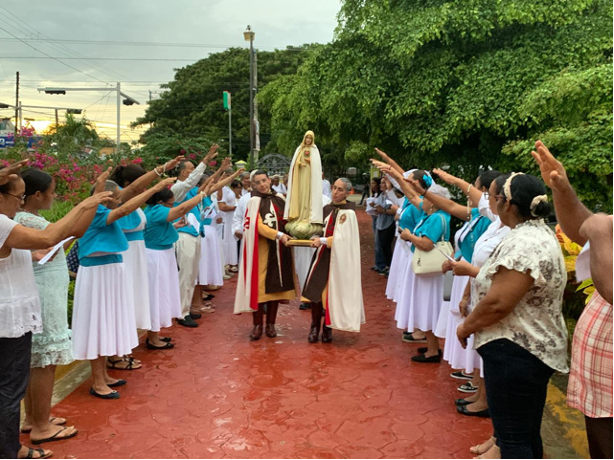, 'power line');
1,56,201,62
0,37,310,52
